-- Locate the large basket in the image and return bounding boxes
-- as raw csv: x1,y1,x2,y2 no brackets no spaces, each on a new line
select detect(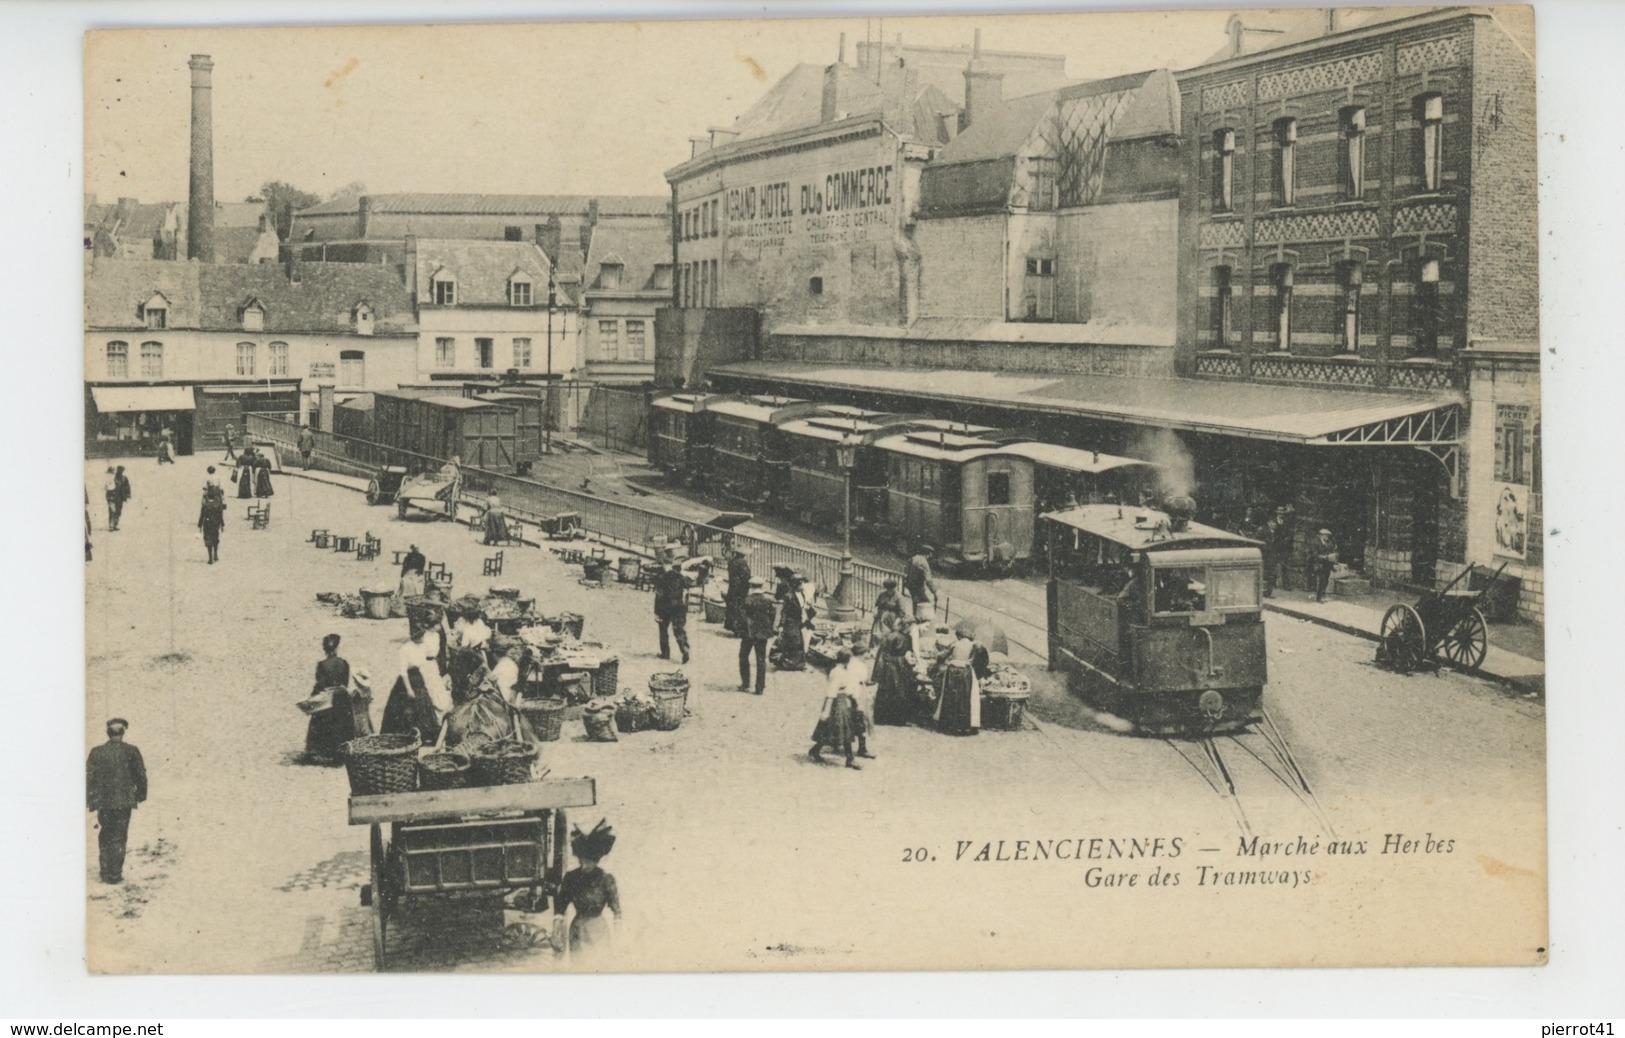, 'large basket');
361,588,395,620
702,597,727,624
582,704,618,742
592,657,620,699
403,596,445,630
649,671,690,697
470,740,537,785
650,689,686,731
418,751,471,791
981,692,1030,732
342,733,420,796
517,698,568,743
615,698,652,733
